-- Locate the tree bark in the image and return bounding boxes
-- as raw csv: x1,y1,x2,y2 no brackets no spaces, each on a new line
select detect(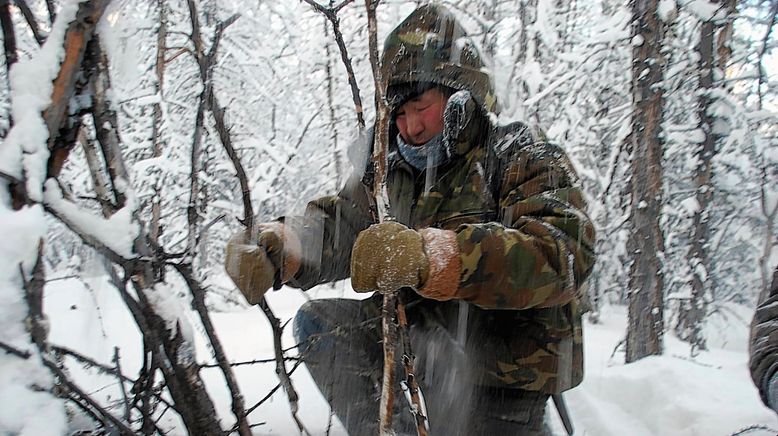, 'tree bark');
88,35,128,210
626,0,666,363
150,0,167,247
44,0,111,179
680,8,719,353
0,0,18,72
